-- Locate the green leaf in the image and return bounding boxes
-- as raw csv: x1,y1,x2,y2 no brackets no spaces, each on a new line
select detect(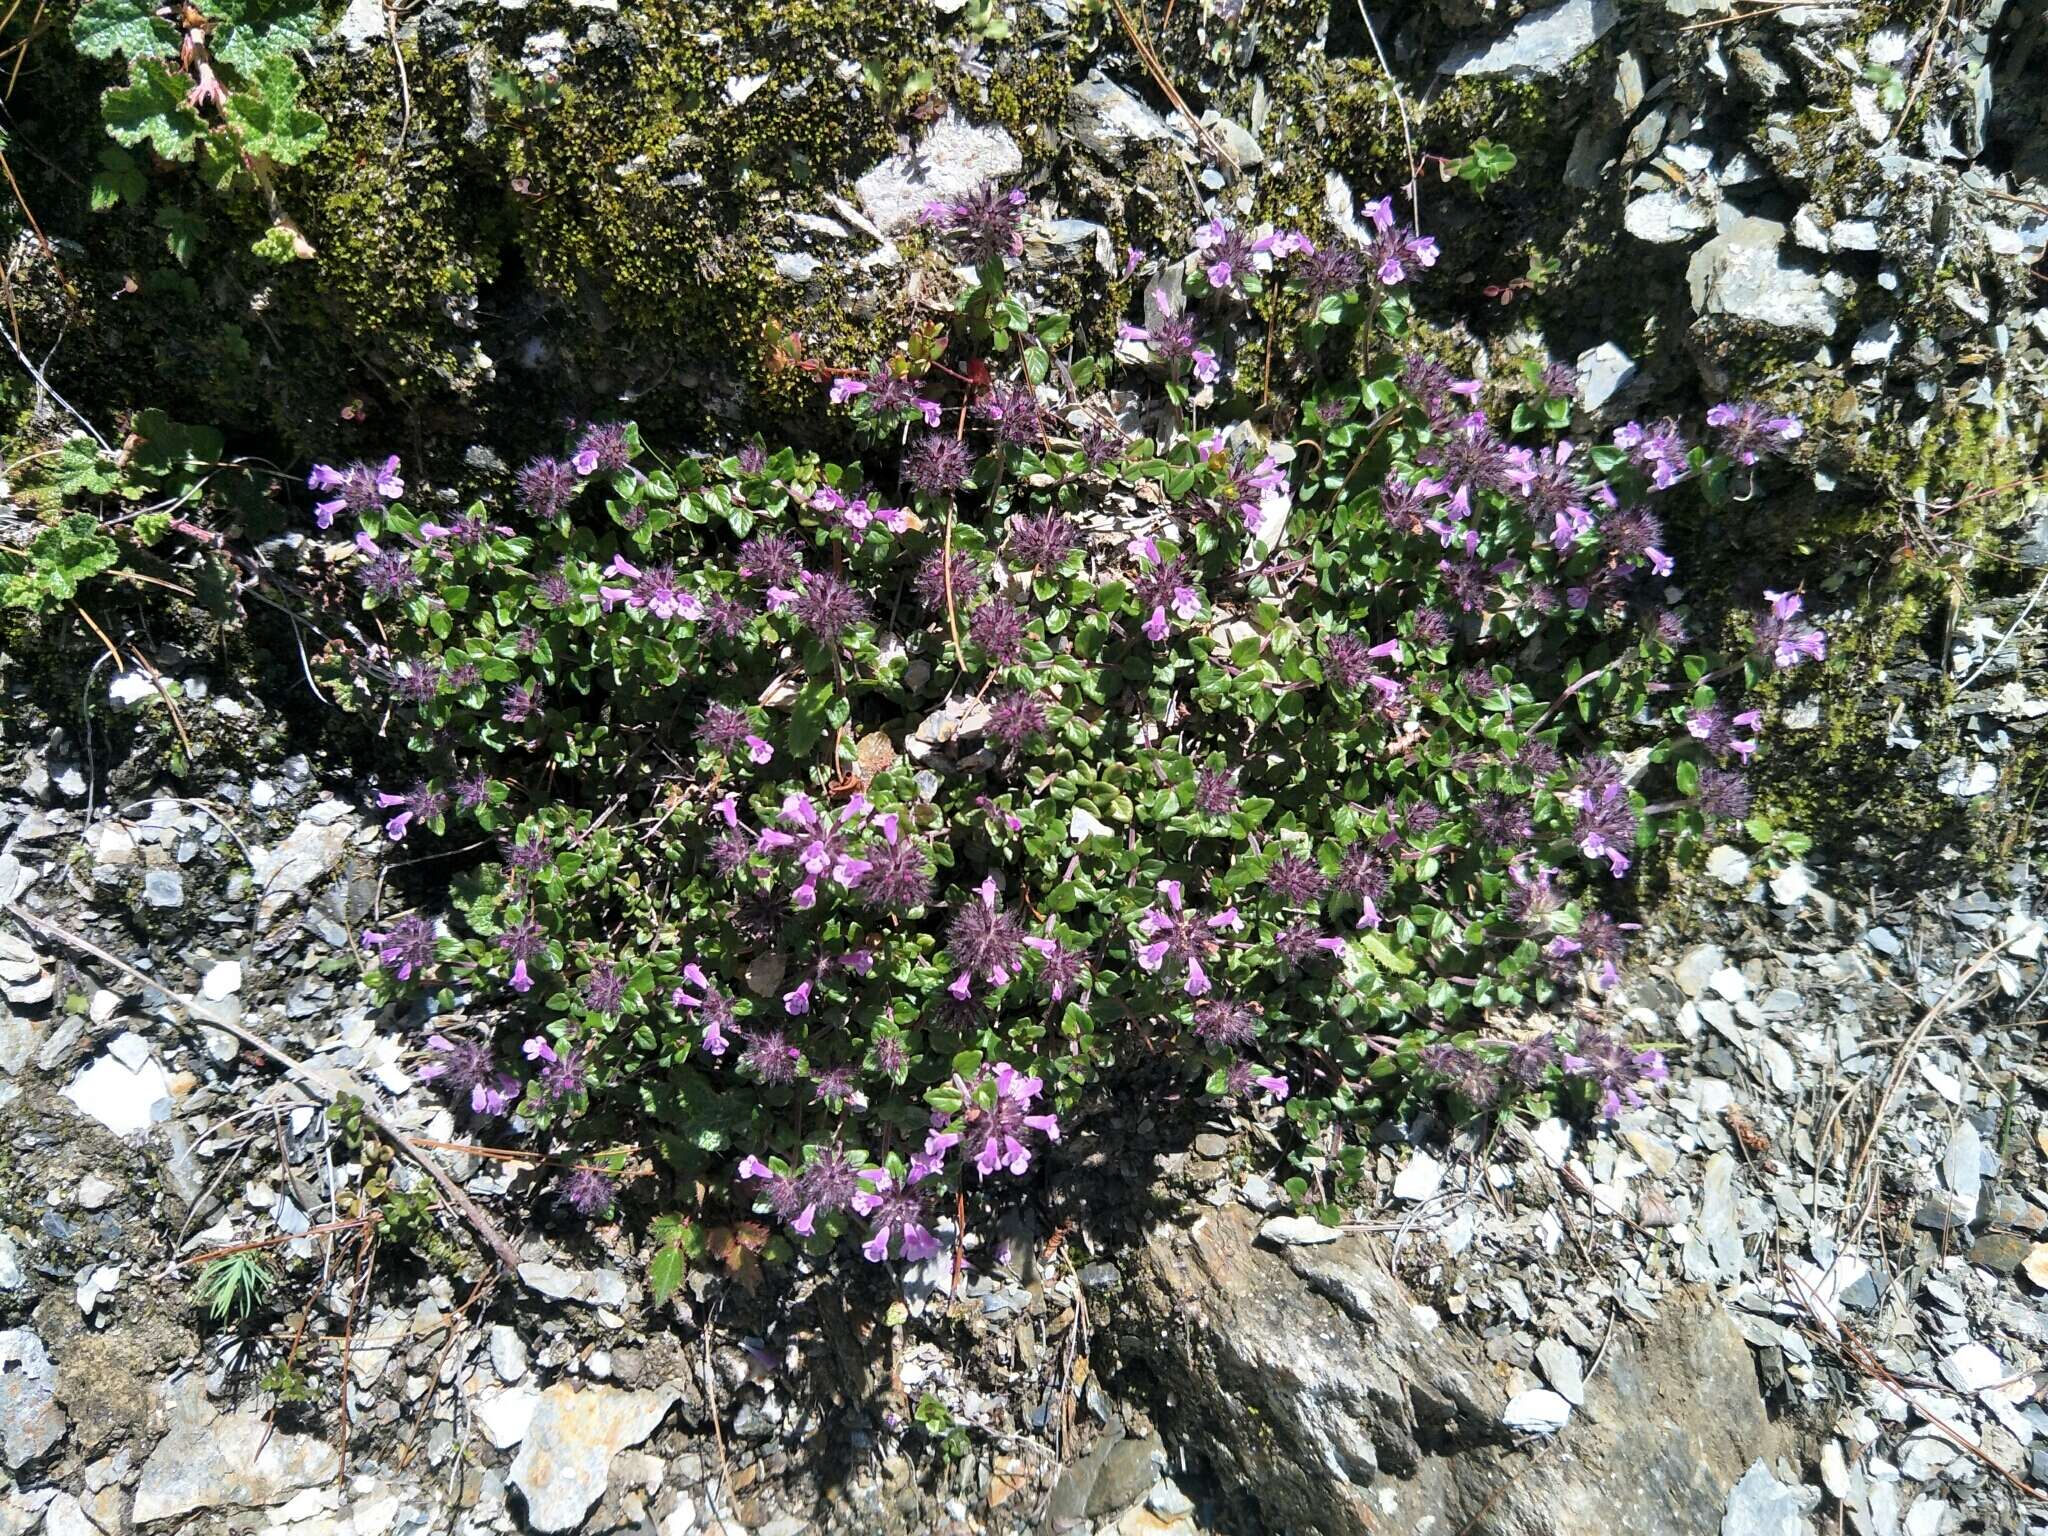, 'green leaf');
222,57,326,165
156,205,205,266
71,0,177,59
102,60,207,161
249,222,302,263
648,1245,685,1305
89,146,146,211
127,409,223,481
50,437,121,497
212,0,324,78
1,515,121,612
